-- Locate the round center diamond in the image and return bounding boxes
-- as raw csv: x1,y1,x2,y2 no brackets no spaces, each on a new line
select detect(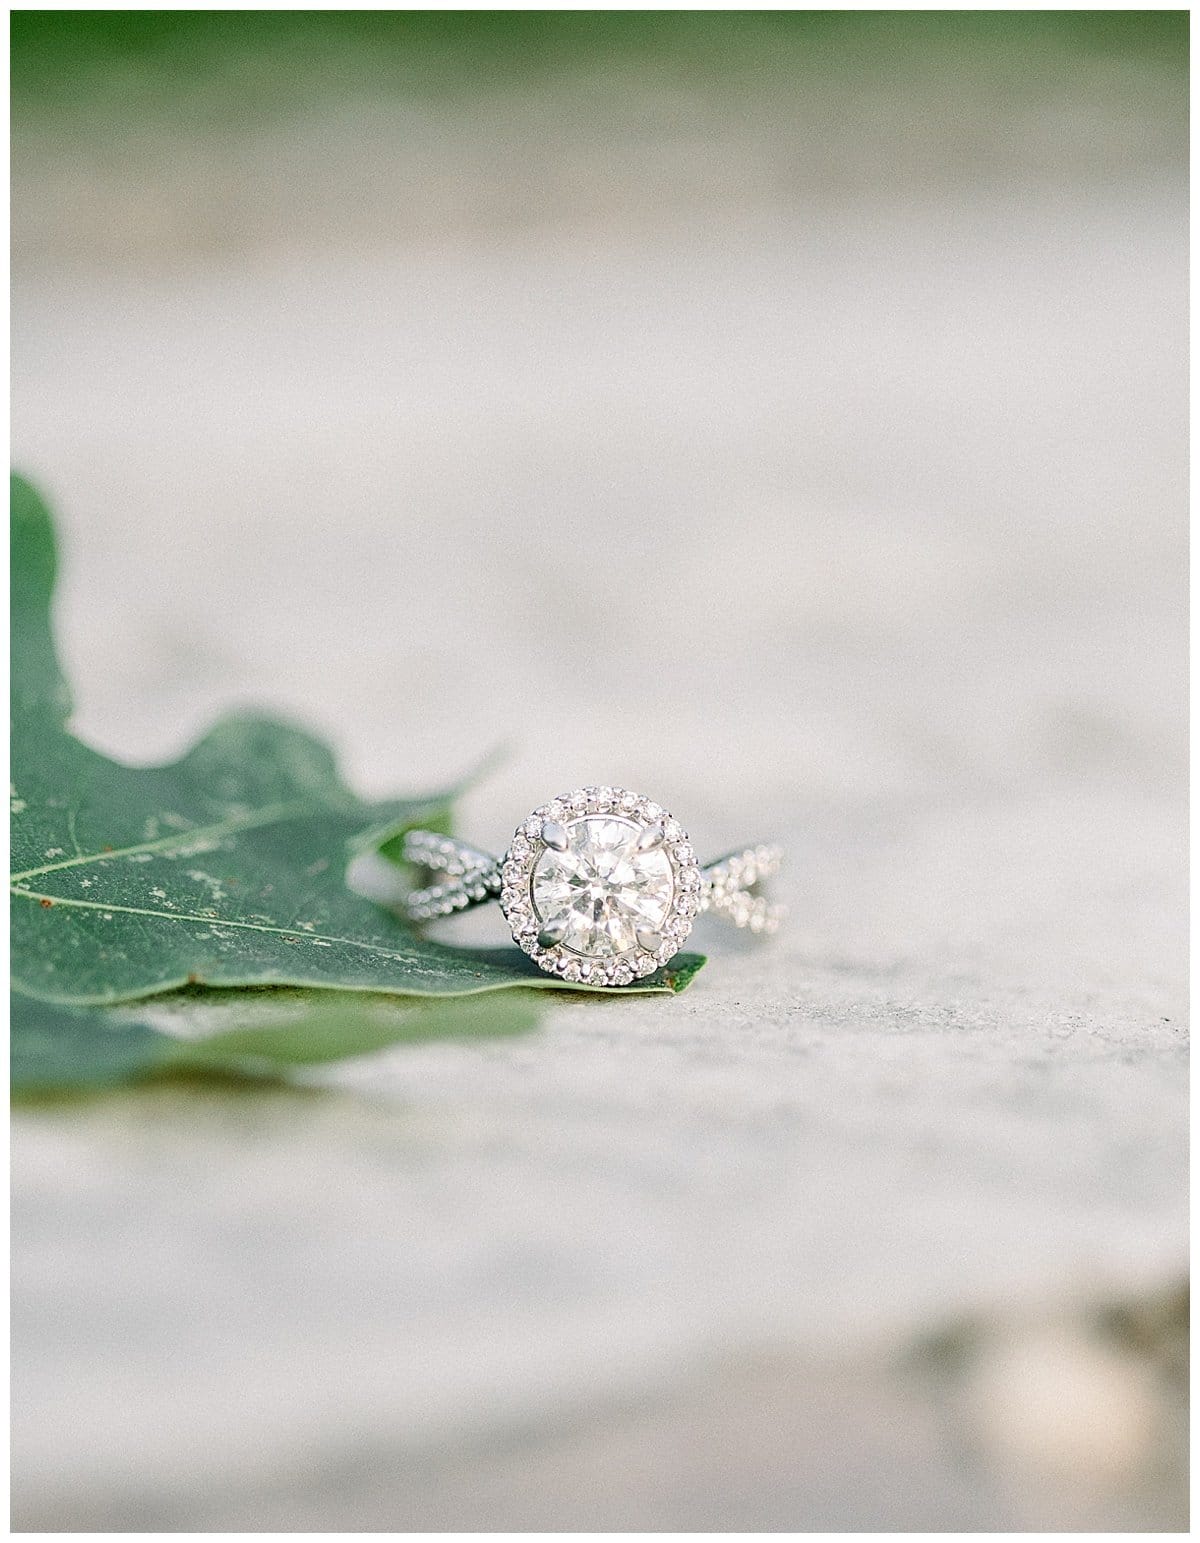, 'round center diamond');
531,815,675,958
